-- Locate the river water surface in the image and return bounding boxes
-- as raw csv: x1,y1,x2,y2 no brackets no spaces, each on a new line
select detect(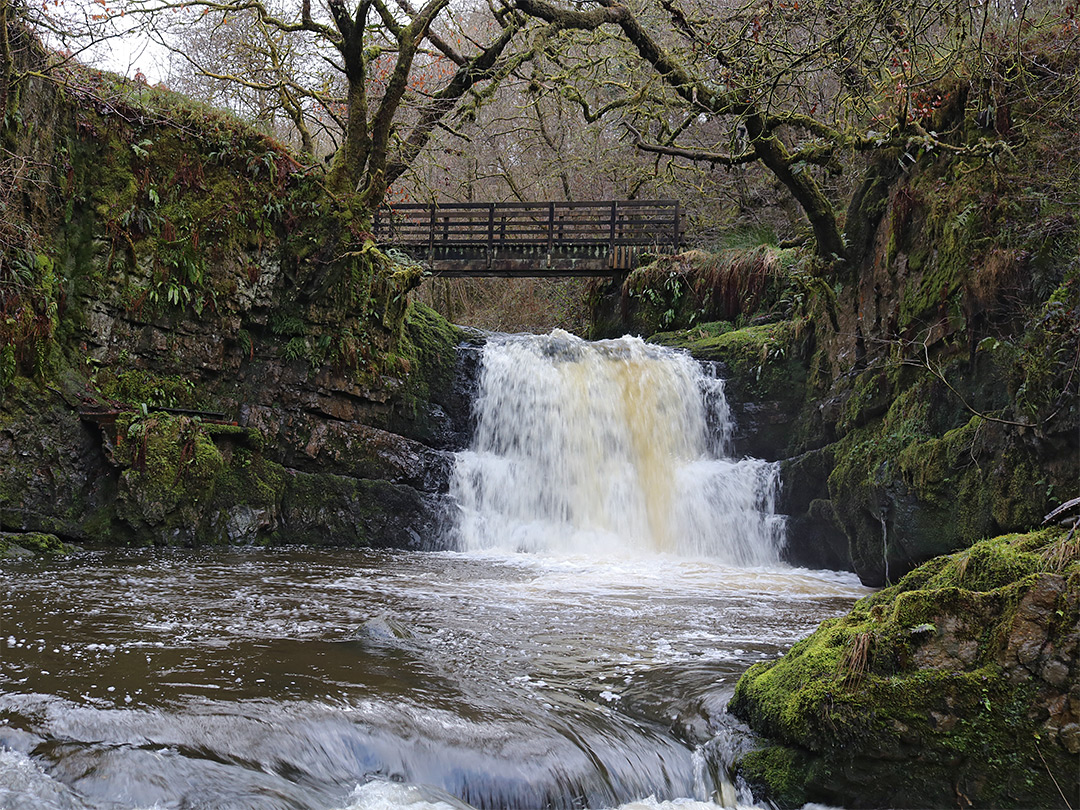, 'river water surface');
1,548,865,809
